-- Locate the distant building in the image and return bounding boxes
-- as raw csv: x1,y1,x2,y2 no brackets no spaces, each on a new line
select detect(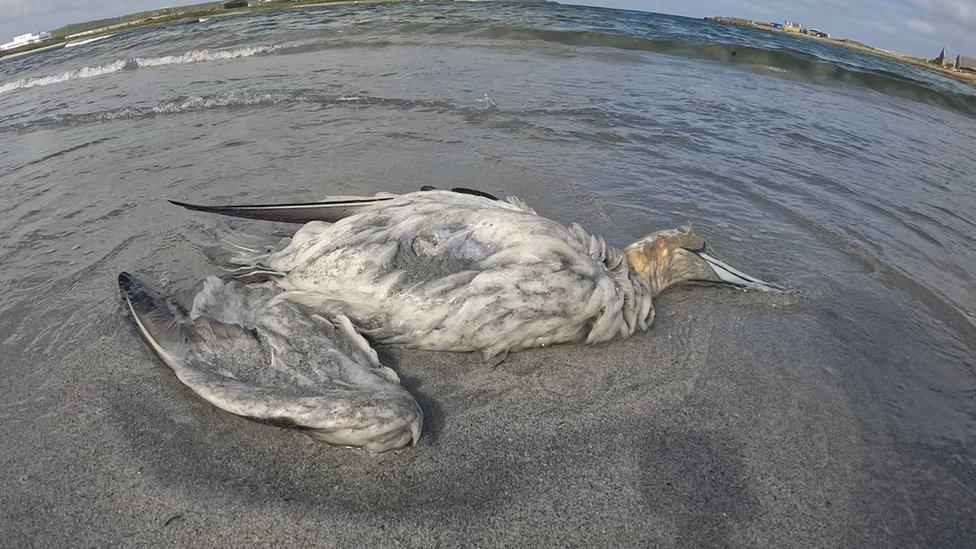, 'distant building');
223,0,249,8
956,54,976,71
771,21,828,37
0,31,52,51
933,46,954,67
931,47,976,71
